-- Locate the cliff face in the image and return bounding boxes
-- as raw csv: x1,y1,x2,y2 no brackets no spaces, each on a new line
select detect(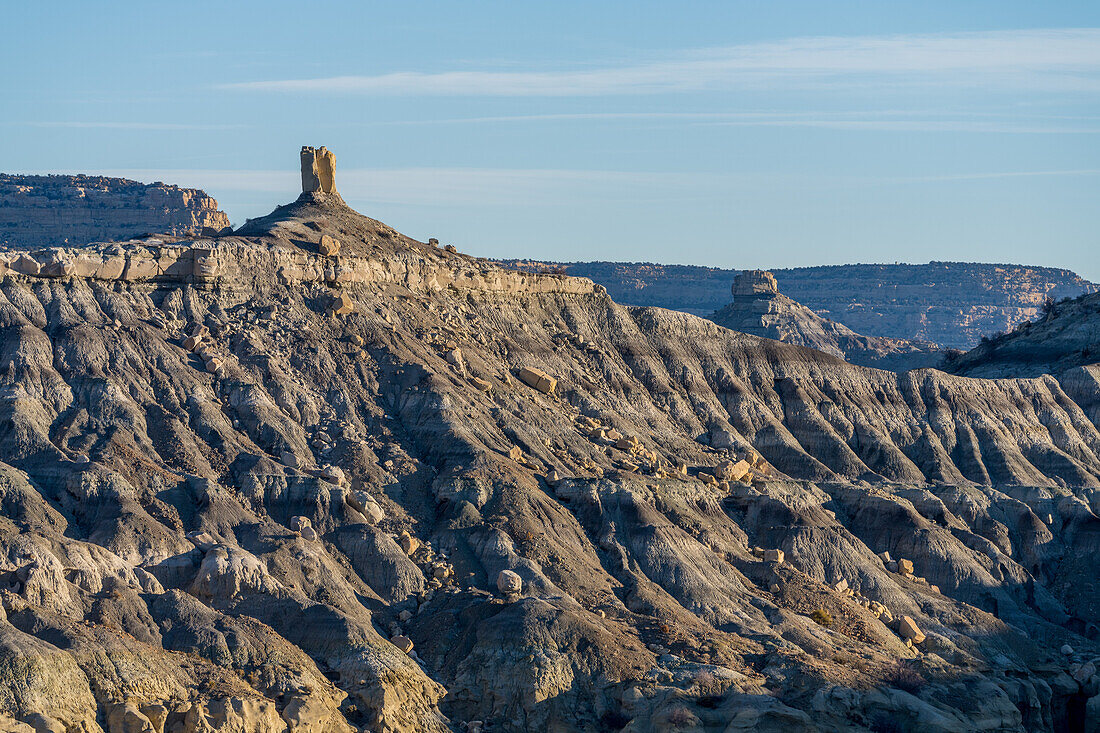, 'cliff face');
2,194,1100,731
773,262,1098,349
947,291,1100,378
0,174,230,247
502,260,1097,348
711,270,944,372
